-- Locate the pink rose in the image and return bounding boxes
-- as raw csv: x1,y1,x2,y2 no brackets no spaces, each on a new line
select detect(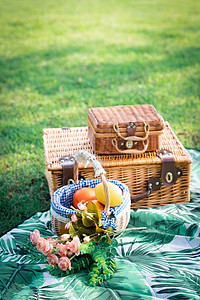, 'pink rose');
42,242,54,256
83,236,90,243
56,243,68,256
67,250,73,258
71,214,77,223
30,229,40,245
36,238,53,256
65,241,71,249
77,201,87,211
65,222,71,230
47,254,59,265
58,256,71,271
68,236,80,256
36,237,47,252
61,234,70,241
46,238,57,247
